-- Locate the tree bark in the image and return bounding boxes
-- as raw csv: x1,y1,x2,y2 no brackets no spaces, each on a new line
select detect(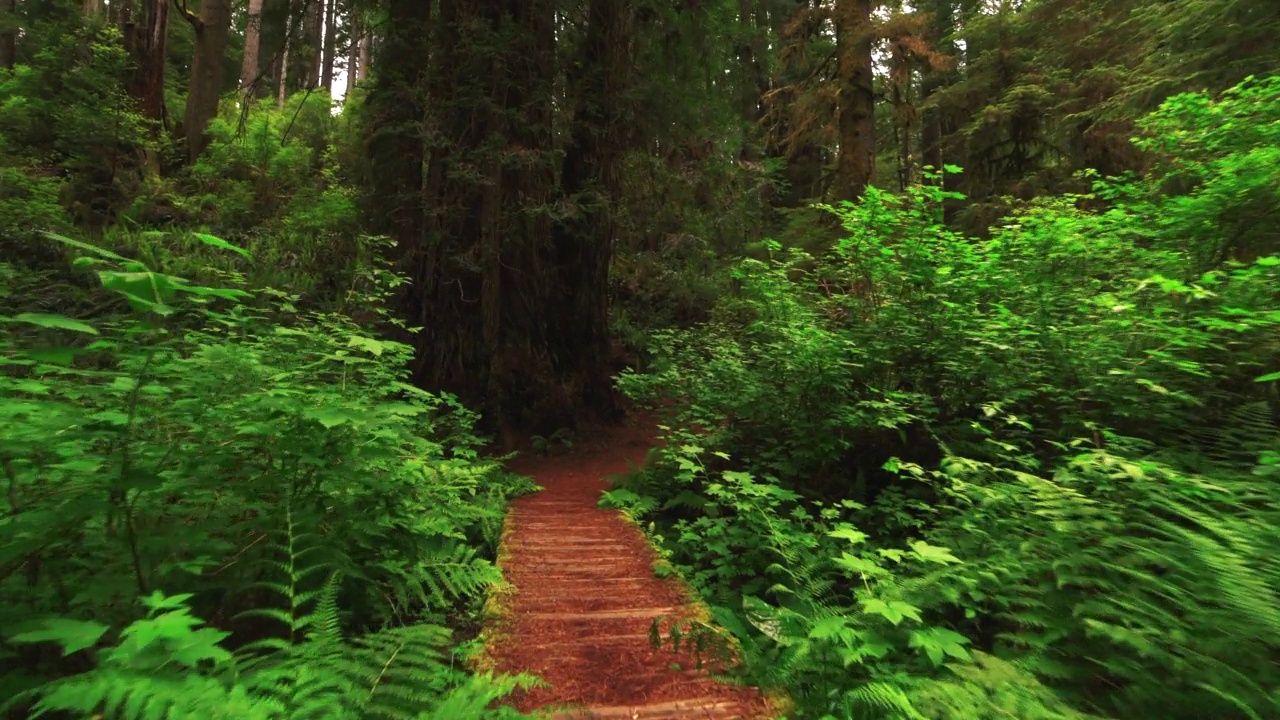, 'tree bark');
82,0,99,15
346,20,359,88
240,0,264,90
0,0,16,70
836,0,876,199
355,28,369,83
277,34,289,108
548,0,634,420
920,0,955,175
178,0,234,162
302,0,321,87
764,0,828,204
123,0,168,123
320,0,335,91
